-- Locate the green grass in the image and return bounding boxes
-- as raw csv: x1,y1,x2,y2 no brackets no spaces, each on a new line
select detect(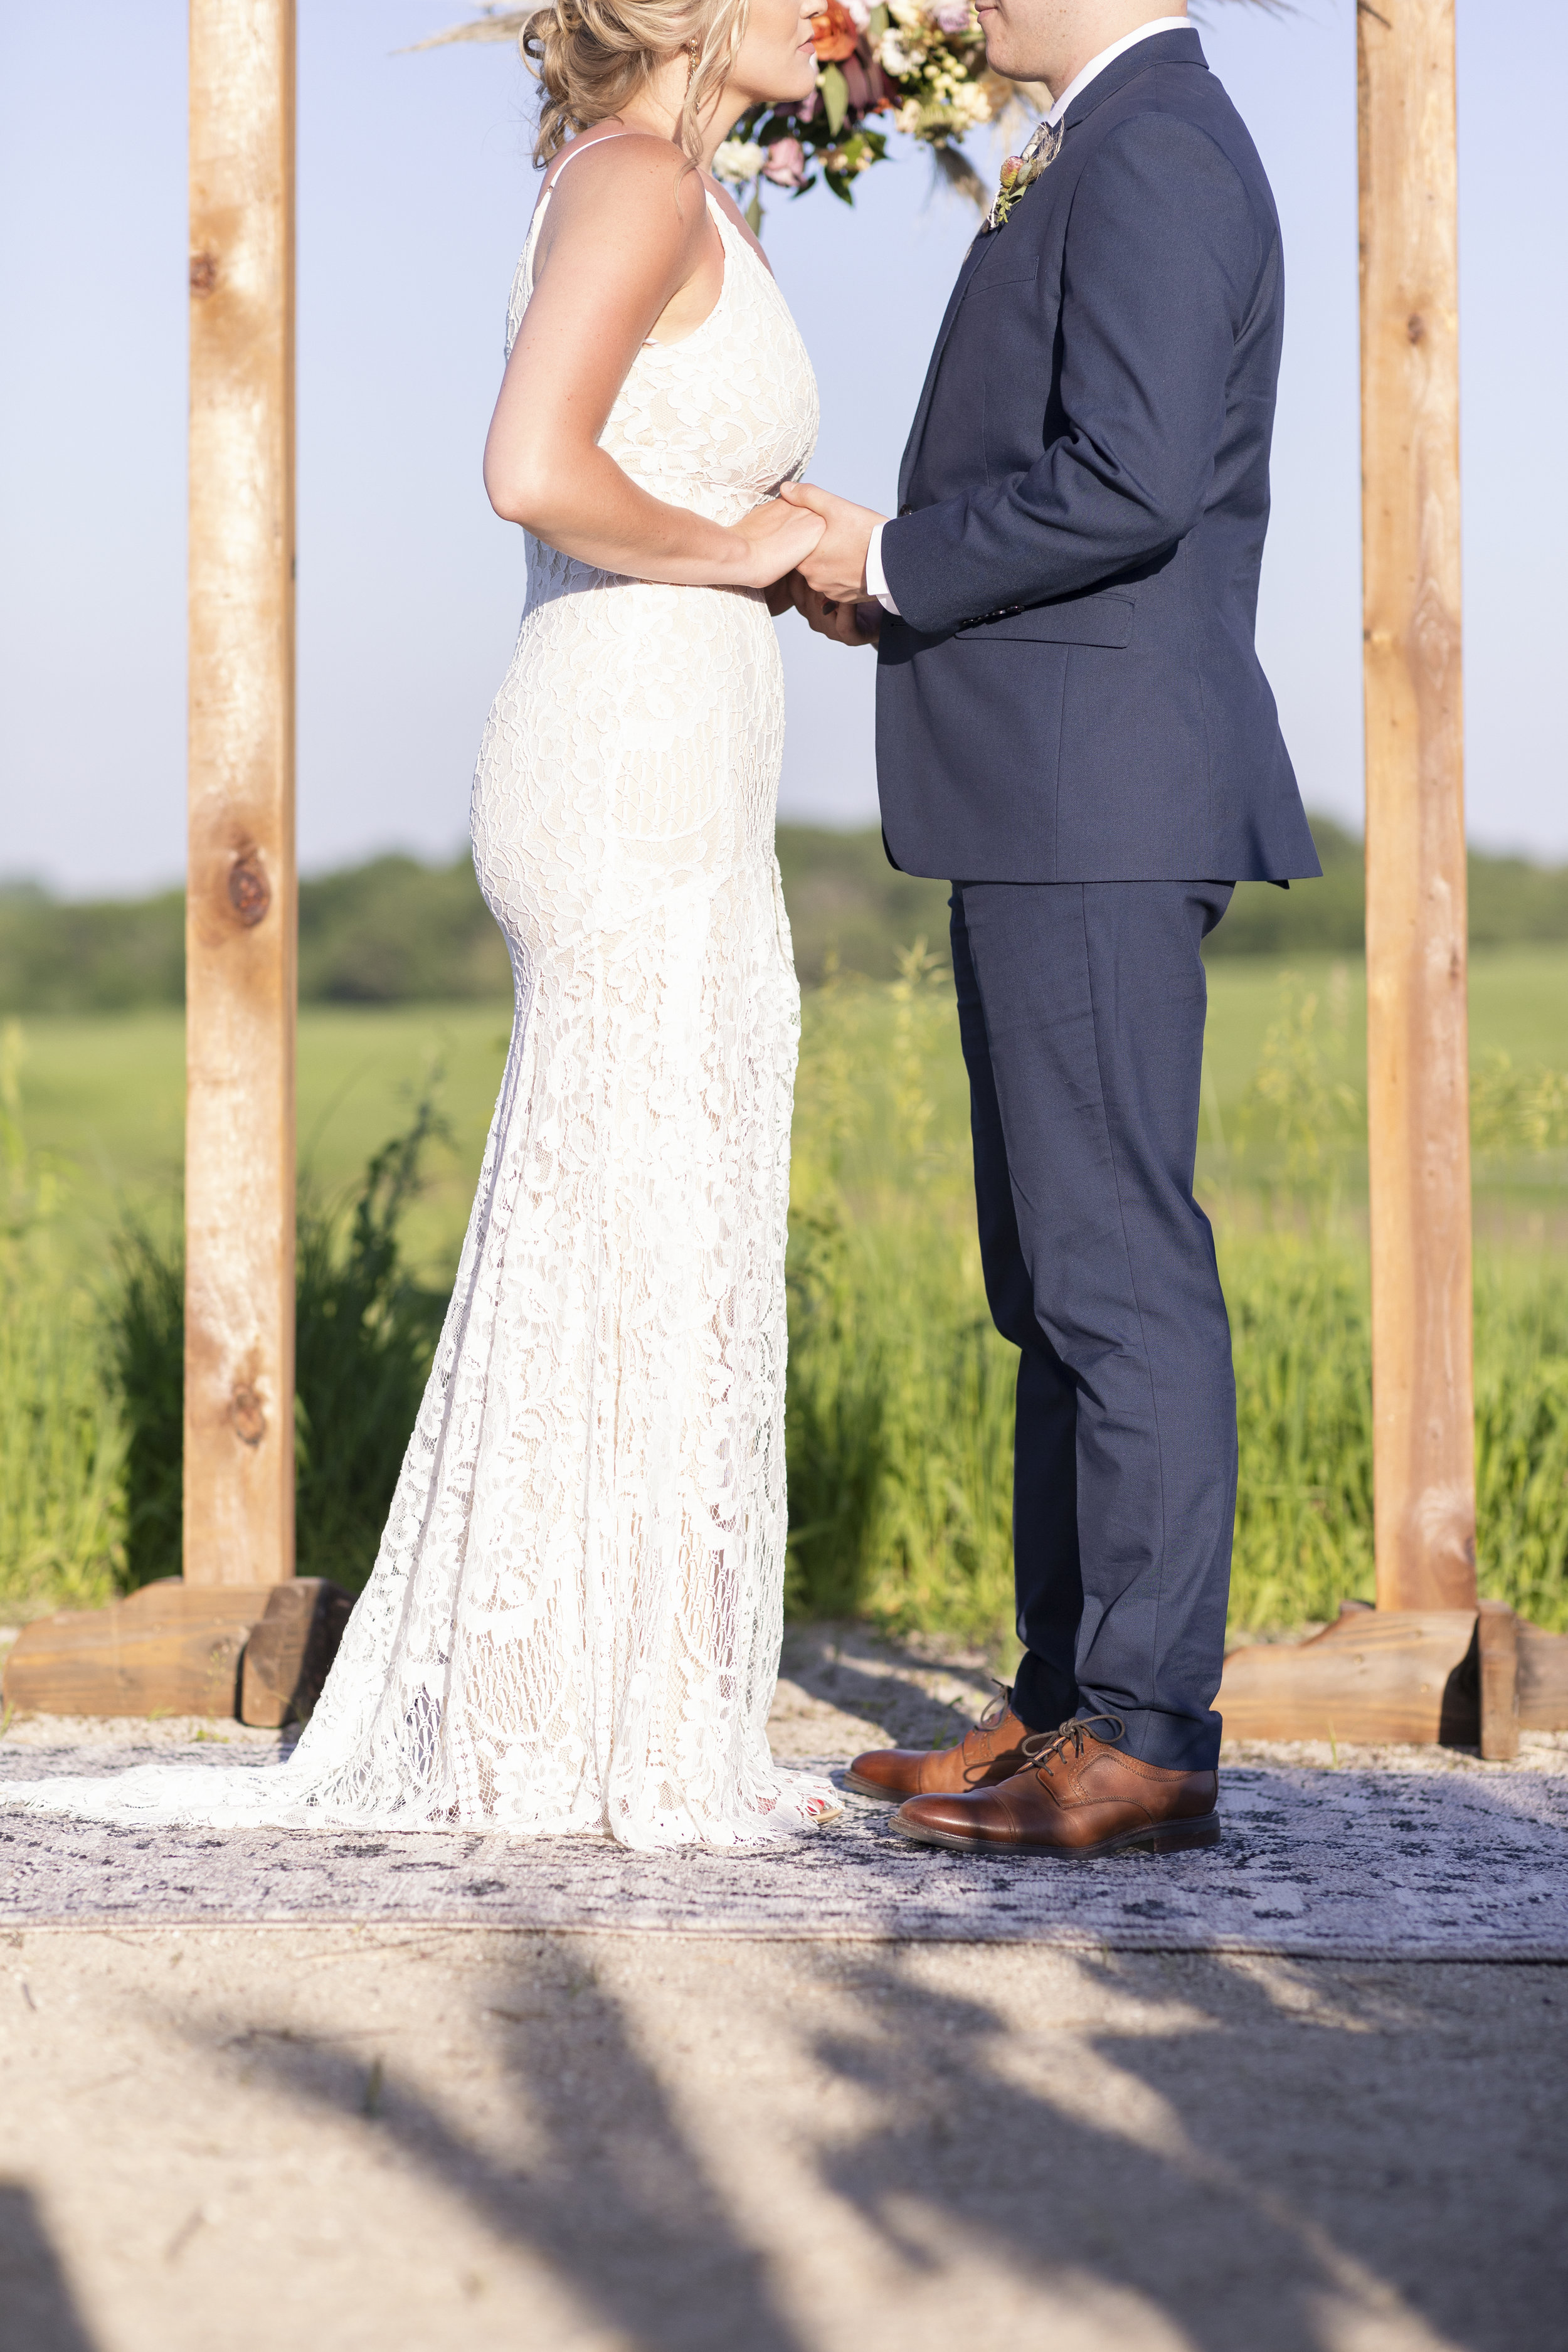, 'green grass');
8,1002,511,1284
15,945,1568,1283
4,945,1568,1640
1,1025,127,1614
778,958,1568,1642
